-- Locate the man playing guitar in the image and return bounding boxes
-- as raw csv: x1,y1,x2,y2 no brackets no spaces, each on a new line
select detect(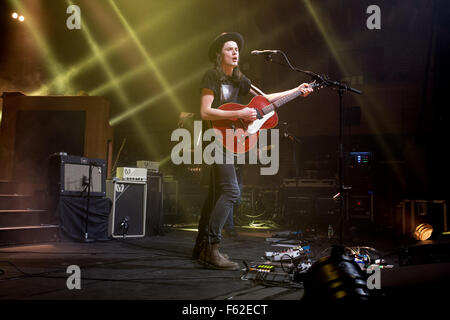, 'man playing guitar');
194,32,313,270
